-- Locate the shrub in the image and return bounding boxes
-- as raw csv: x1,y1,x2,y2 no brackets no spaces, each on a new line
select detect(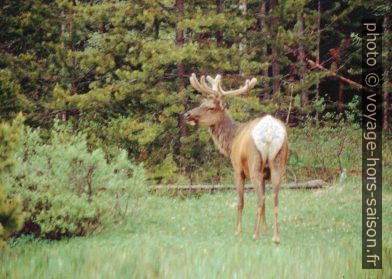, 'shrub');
288,123,361,182
4,121,146,239
0,115,24,252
